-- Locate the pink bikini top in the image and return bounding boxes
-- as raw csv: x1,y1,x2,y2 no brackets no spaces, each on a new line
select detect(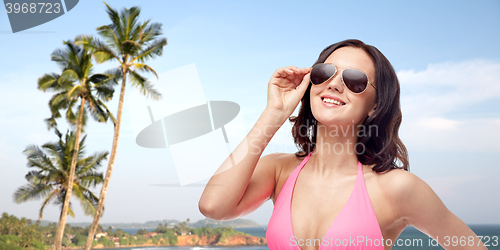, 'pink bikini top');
266,152,384,250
